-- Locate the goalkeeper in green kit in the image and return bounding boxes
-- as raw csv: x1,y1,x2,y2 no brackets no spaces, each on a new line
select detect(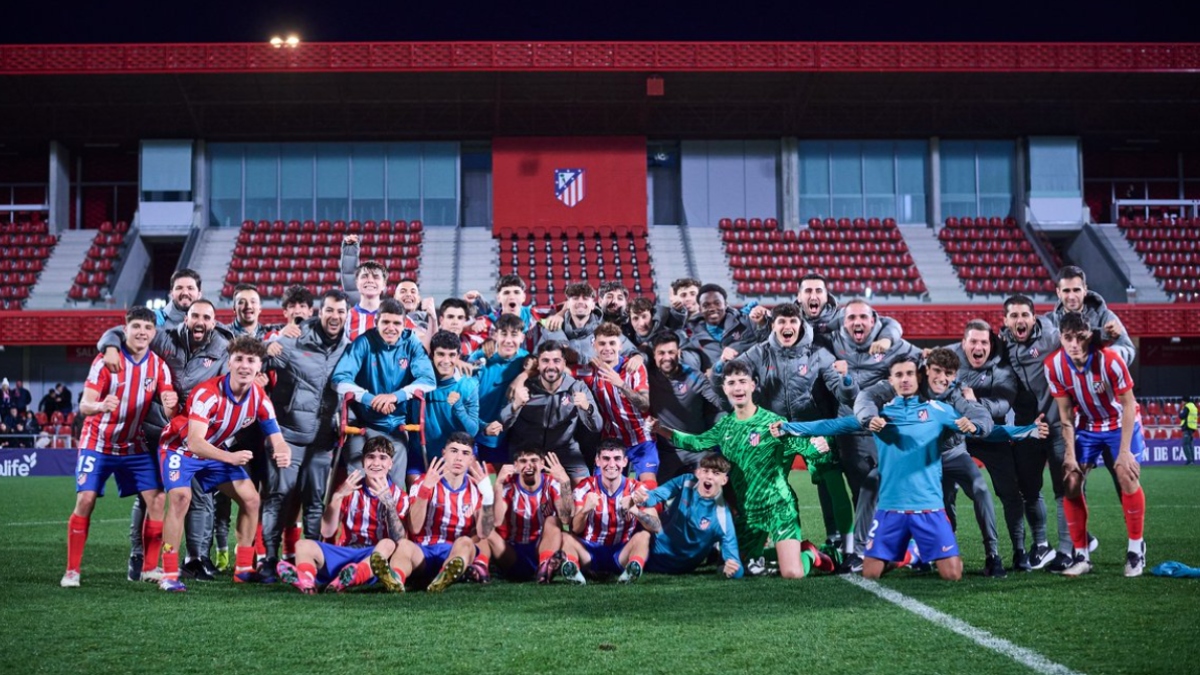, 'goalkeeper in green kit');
653,359,835,579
